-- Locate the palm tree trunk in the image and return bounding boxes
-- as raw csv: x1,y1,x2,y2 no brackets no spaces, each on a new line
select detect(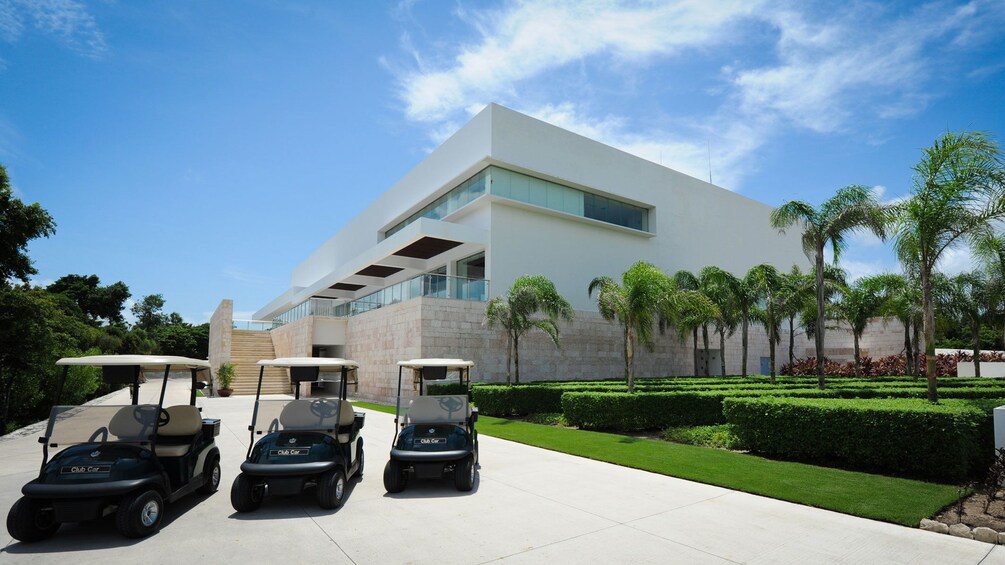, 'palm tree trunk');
788,315,795,367
815,246,827,389
769,329,777,385
973,322,982,379
903,319,912,377
692,327,699,376
922,266,938,402
853,332,861,378
741,308,749,378
701,325,710,377
513,334,521,384
912,318,921,378
719,328,727,376
625,324,636,394
505,333,513,385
